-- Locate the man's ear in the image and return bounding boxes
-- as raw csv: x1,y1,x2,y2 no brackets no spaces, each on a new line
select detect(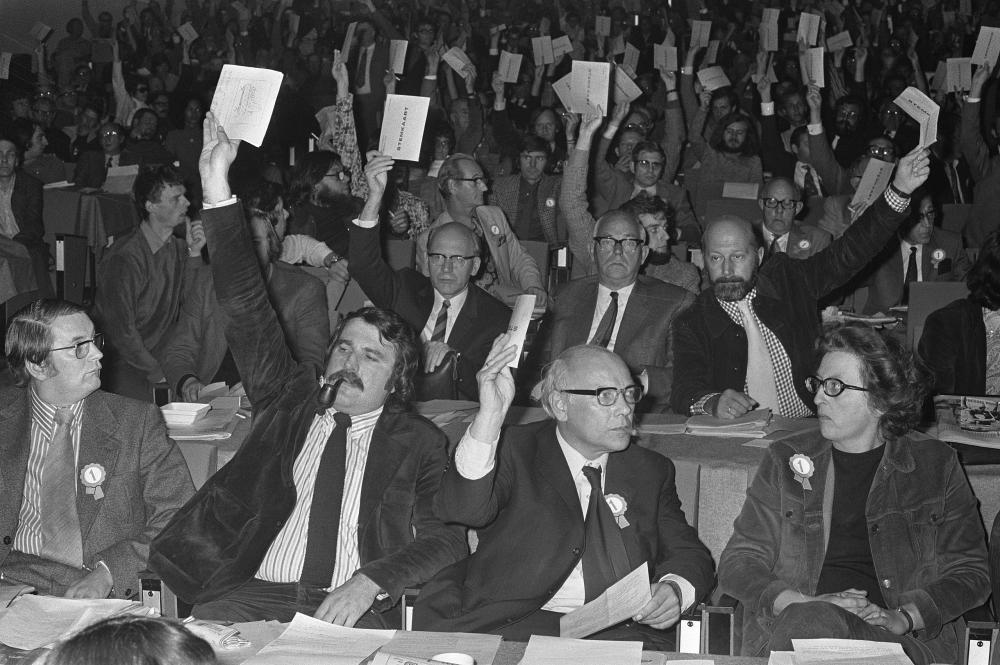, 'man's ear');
25,358,52,382
549,390,570,422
